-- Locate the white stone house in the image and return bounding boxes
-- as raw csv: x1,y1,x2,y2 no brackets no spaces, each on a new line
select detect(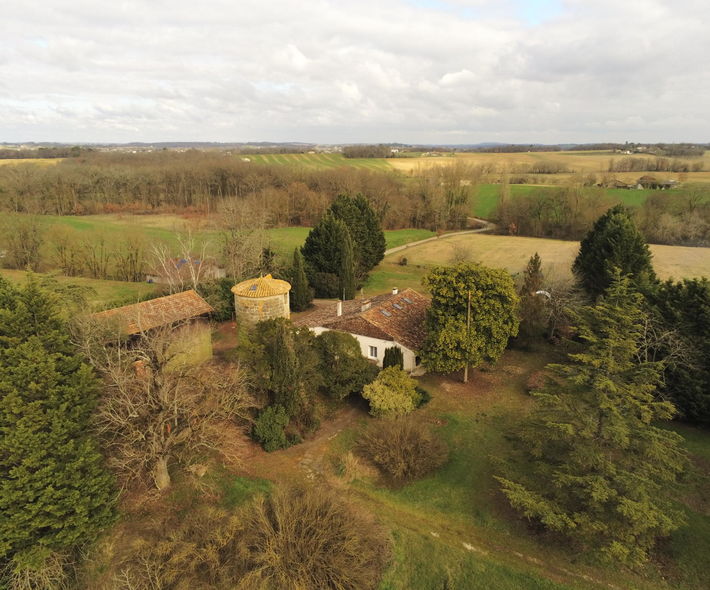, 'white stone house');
295,288,430,373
